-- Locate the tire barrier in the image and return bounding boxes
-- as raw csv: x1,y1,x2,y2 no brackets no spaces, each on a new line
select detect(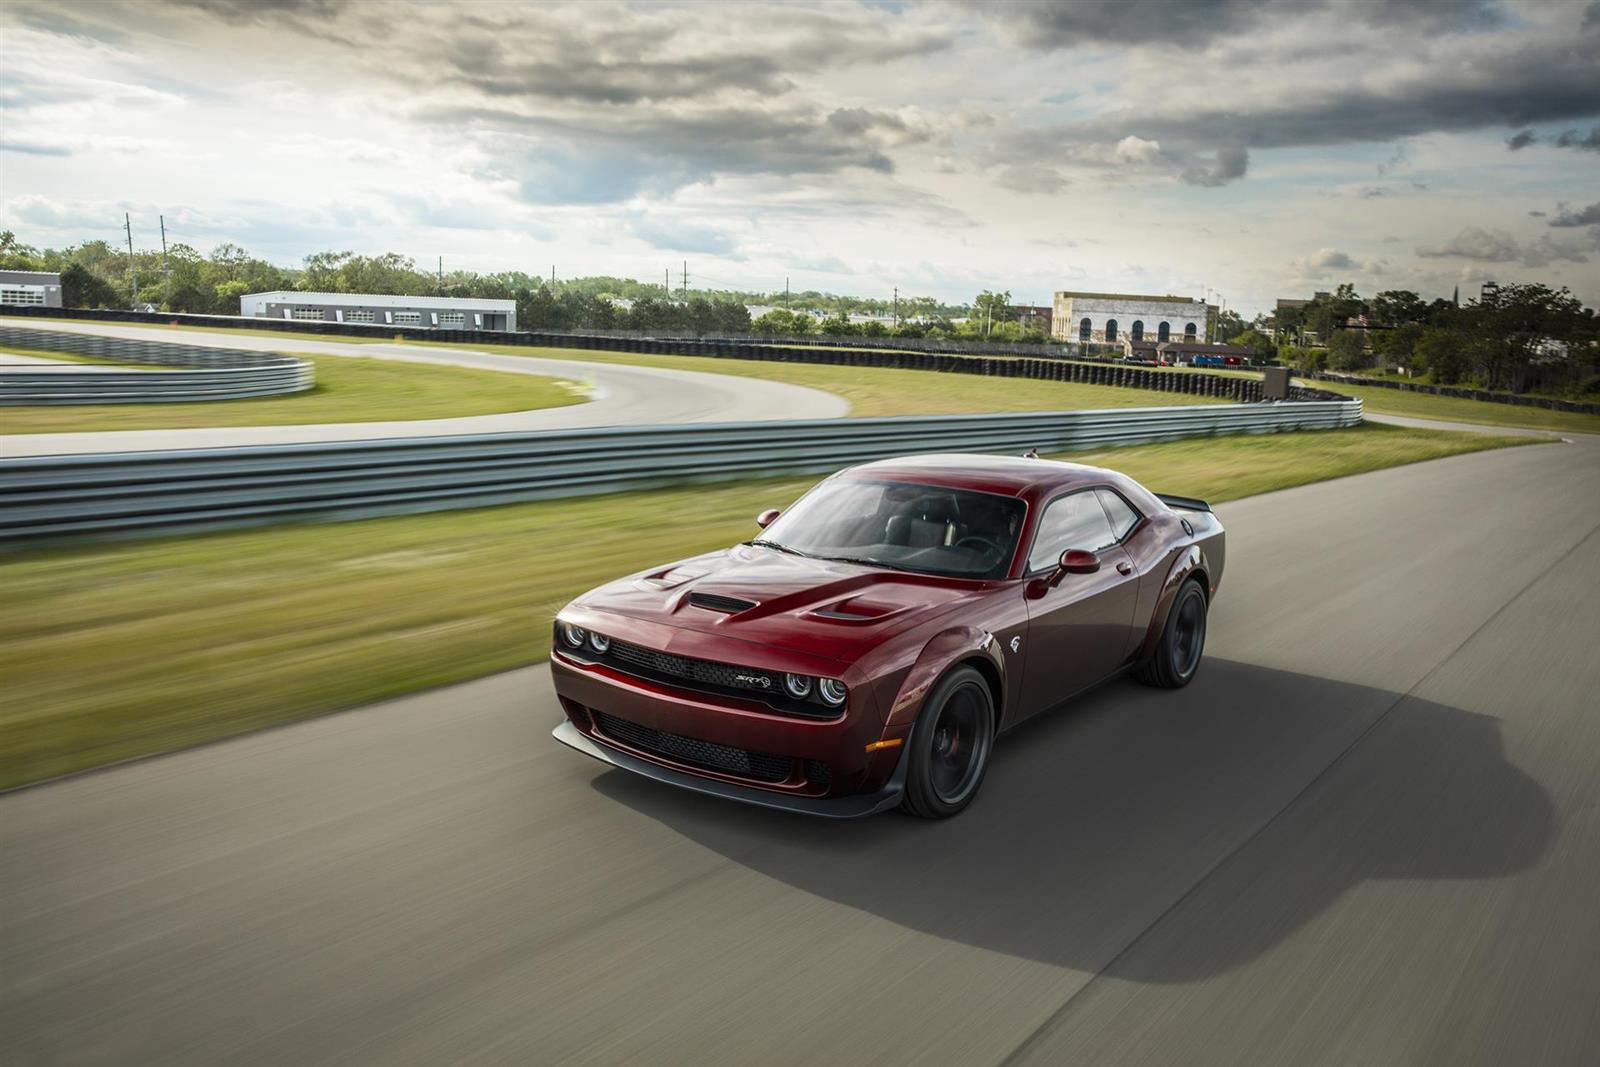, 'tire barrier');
0,307,1340,405
0,324,313,405
0,399,1362,543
